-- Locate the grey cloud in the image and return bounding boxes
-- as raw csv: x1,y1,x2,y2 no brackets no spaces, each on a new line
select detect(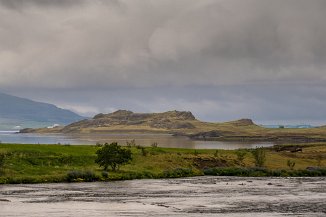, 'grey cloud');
0,0,326,89
0,0,86,9
1,0,326,124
